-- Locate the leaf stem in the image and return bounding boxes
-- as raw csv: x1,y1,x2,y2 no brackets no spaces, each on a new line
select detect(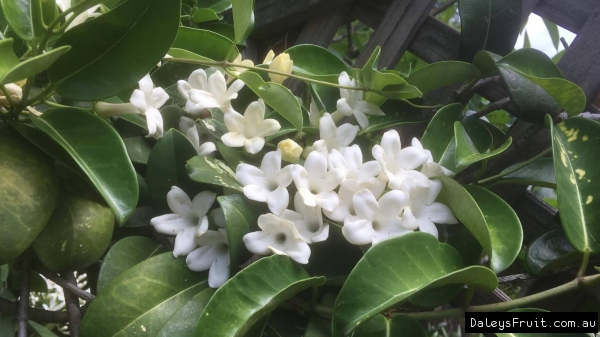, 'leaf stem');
0,85,16,109
28,84,57,106
404,272,600,321
64,272,82,337
577,249,591,277
400,99,443,109
463,286,476,307
17,252,31,337
166,58,375,92
477,147,552,185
